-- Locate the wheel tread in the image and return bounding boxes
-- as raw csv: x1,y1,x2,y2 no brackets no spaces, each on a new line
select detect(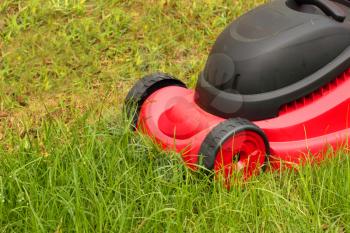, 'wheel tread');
124,73,186,129
198,118,270,170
